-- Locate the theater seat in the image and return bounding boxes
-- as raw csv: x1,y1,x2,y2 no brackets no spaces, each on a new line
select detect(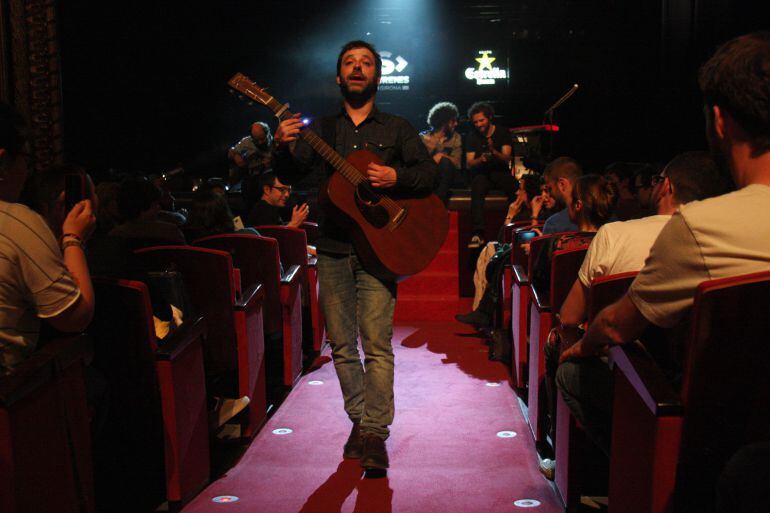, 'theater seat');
133,246,268,434
90,278,209,506
509,226,543,388
256,225,325,353
608,270,770,513
193,234,303,387
527,237,585,443
554,271,638,510
0,334,94,513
